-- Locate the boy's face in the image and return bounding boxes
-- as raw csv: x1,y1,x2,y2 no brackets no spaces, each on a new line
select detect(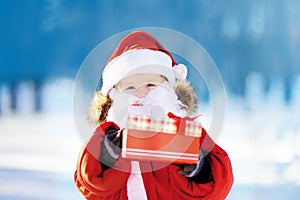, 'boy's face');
107,73,186,125
115,73,165,98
